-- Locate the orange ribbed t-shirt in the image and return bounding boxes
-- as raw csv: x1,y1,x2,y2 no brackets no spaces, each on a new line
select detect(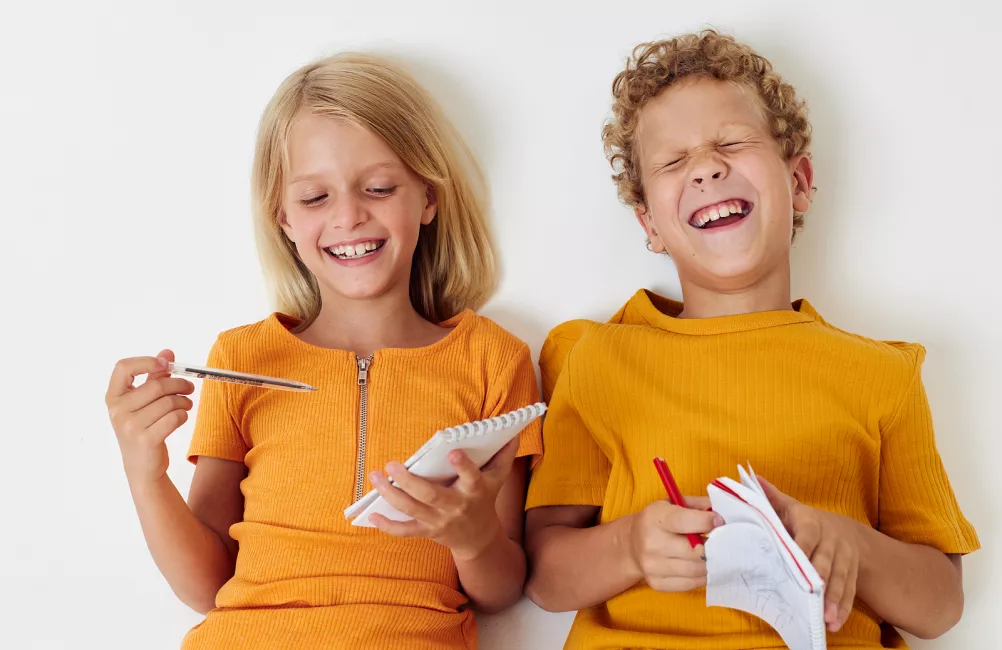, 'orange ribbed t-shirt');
180,310,542,650
527,290,979,650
